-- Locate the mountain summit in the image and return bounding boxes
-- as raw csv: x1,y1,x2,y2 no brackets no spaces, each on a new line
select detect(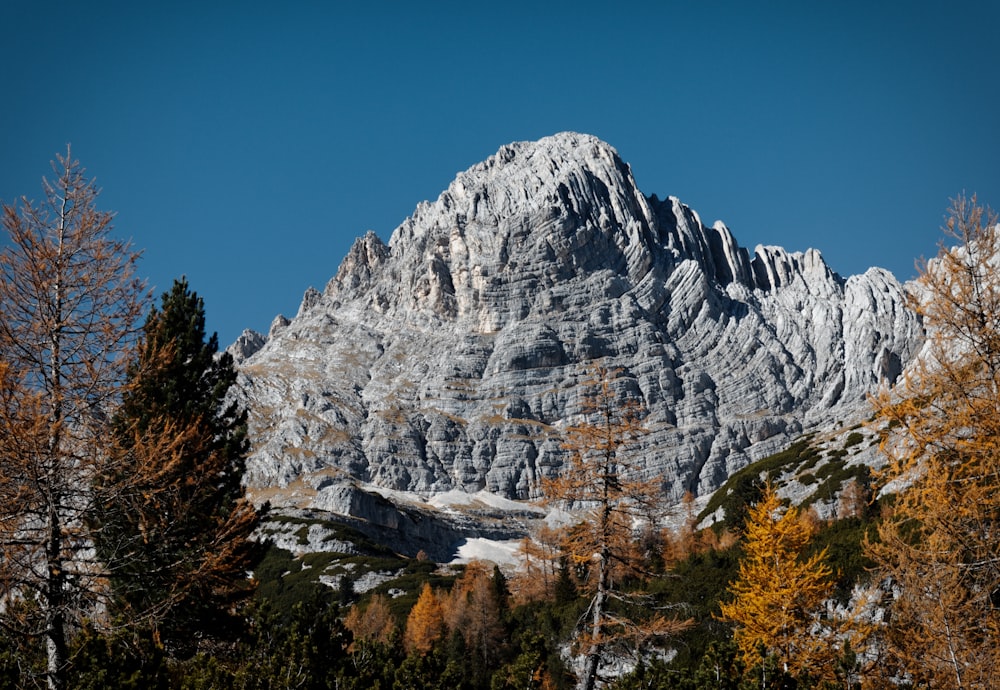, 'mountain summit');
234,132,923,511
